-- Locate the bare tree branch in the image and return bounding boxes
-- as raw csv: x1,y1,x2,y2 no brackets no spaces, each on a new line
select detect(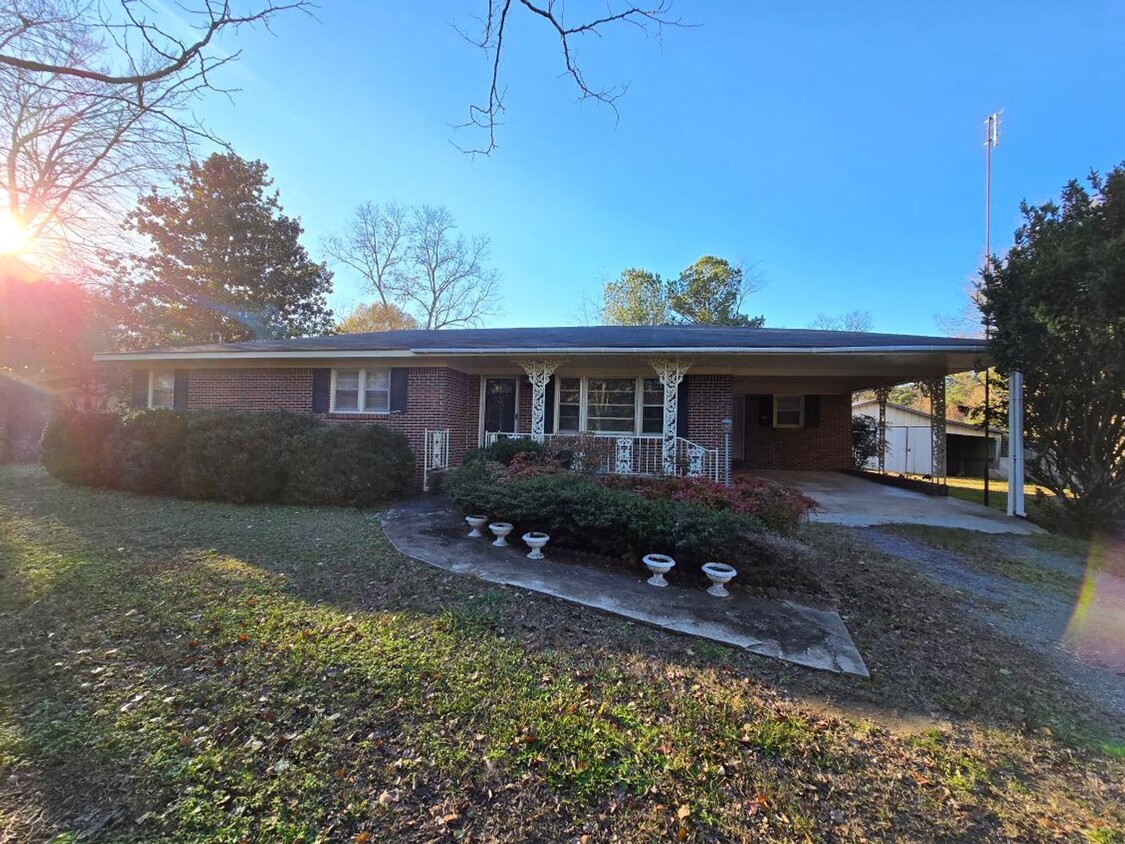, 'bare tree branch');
457,0,684,154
